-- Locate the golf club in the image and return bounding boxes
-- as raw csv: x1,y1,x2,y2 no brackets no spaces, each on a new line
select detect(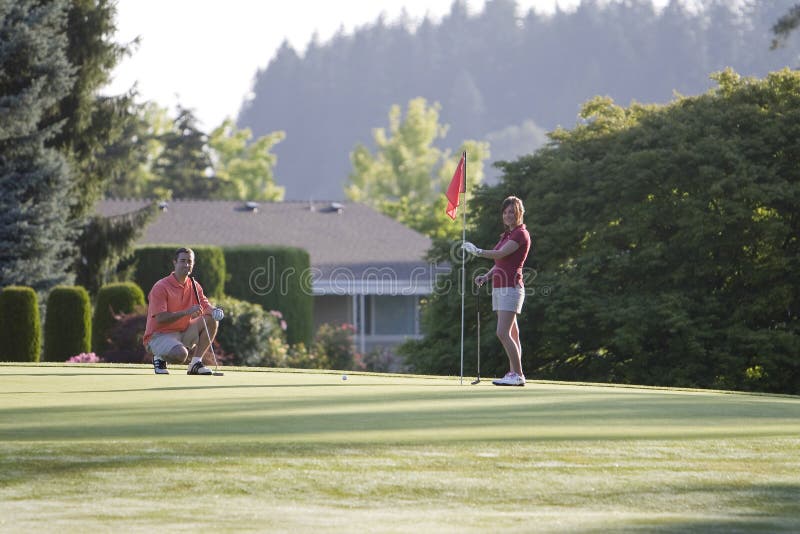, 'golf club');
471,290,481,385
189,275,224,376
